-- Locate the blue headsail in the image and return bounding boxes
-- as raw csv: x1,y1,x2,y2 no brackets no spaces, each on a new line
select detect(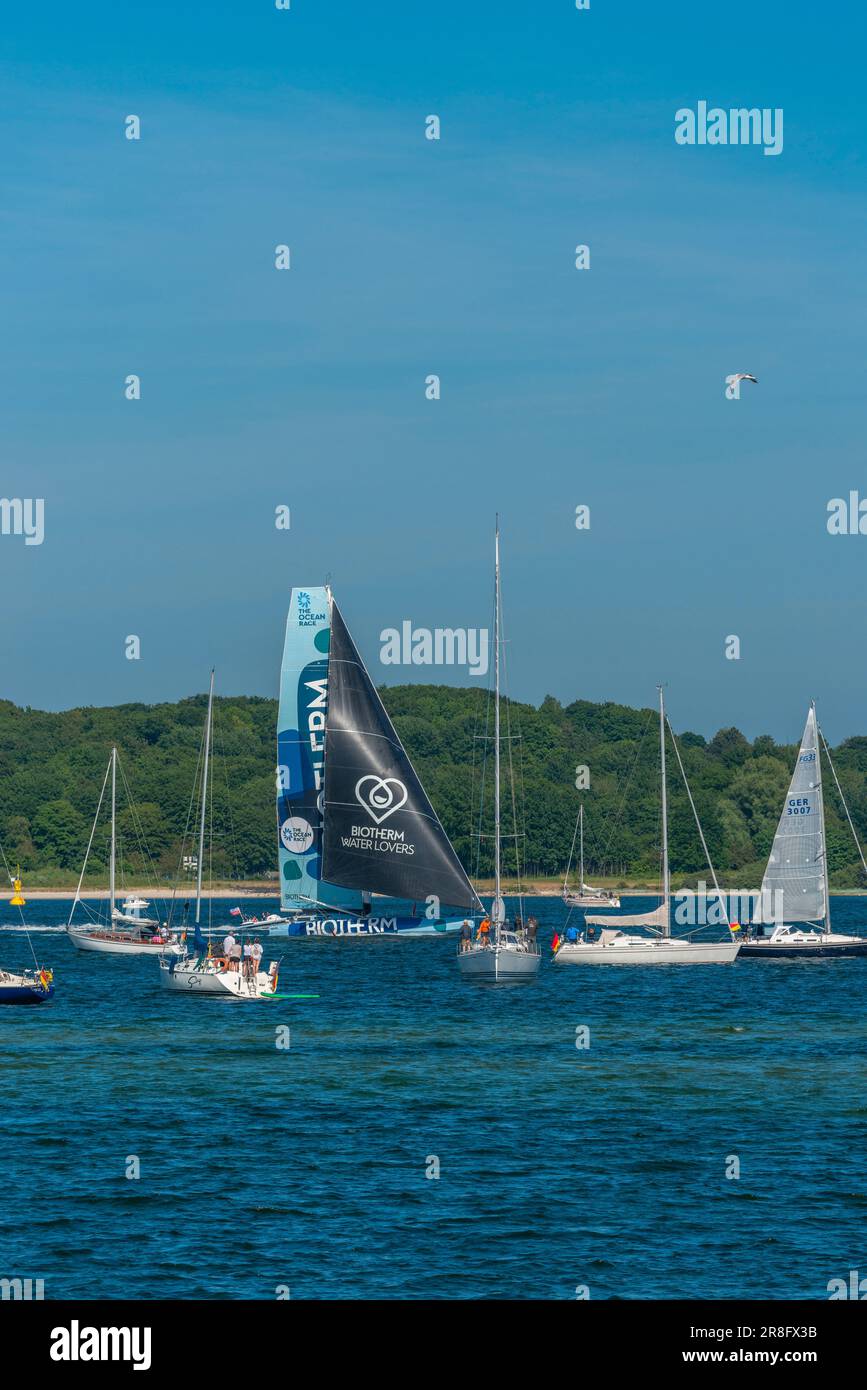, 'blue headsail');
277,588,362,914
